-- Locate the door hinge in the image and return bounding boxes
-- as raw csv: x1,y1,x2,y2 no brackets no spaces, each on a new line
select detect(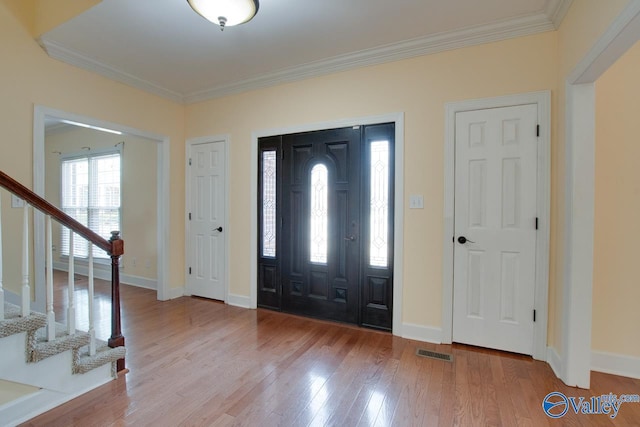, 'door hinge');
536,125,540,137
189,212,192,220
535,217,538,230
189,158,192,166
189,267,192,275
533,309,537,322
